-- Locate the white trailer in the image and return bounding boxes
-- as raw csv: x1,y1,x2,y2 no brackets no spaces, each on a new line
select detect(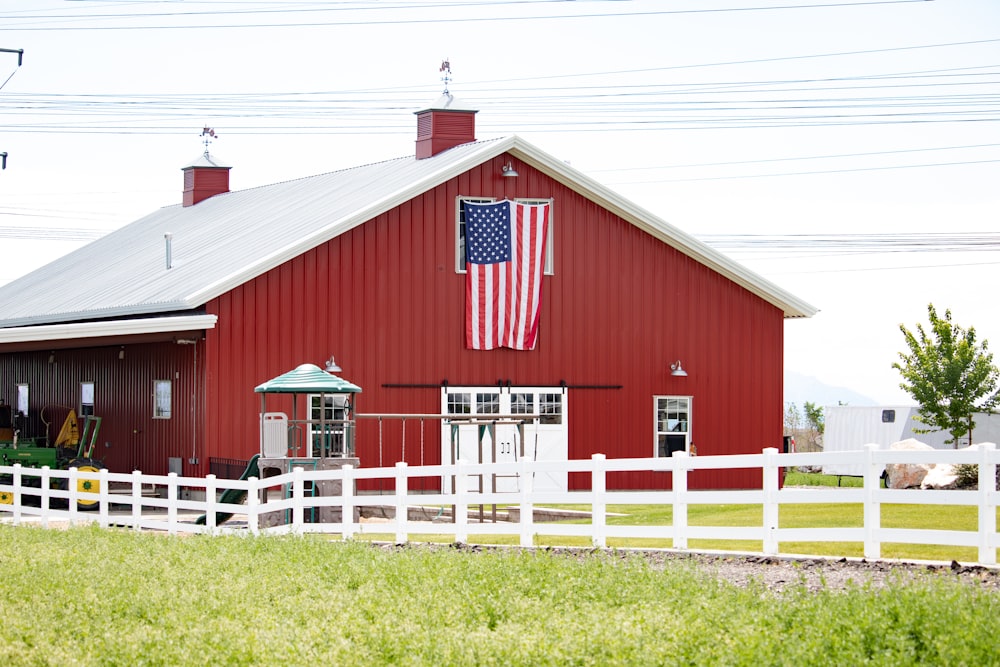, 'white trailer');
821,405,1000,477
